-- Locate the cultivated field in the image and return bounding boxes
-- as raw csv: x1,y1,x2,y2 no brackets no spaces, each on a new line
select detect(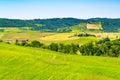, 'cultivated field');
1,30,120,45
0,31,101,45
58,36,100,45
0,31,56,41
94,33,120,38
87,22,102,29
0,43,120,80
